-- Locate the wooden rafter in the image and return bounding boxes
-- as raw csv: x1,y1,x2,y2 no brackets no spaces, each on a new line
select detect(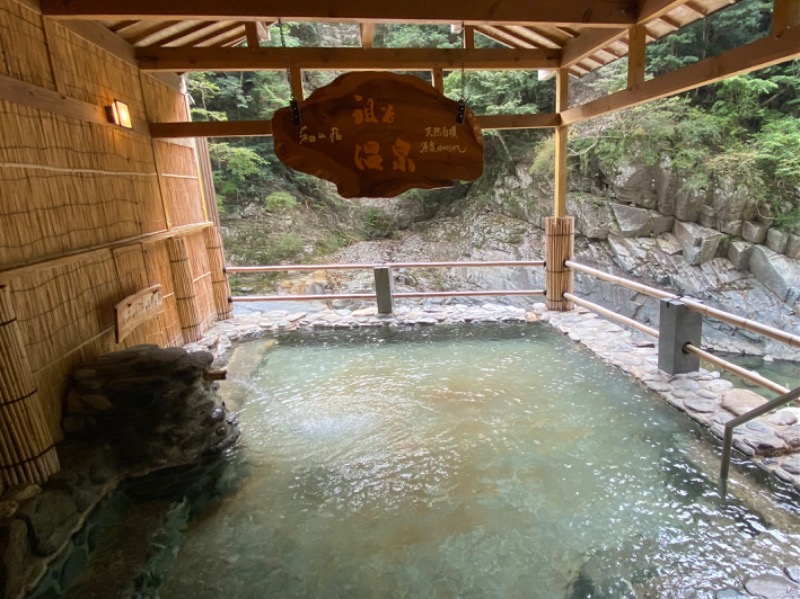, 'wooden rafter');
40,0,637,26
189,23,242,47
142,21,215,47
474,25,534,49
108,19,138,32
126,20,180,45
211,31,248,47
147,113,561,138
504,25,562,48
561,25,800,125
135,46,561,71
560,28,627,67
245,22,259,47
